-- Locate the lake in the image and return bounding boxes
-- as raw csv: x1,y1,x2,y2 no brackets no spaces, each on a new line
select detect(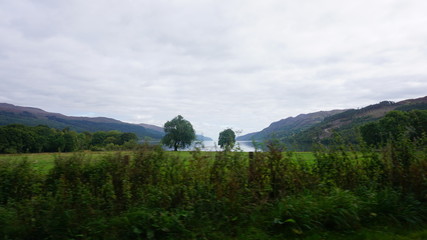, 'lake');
192,140,259,152
148,140,260,152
